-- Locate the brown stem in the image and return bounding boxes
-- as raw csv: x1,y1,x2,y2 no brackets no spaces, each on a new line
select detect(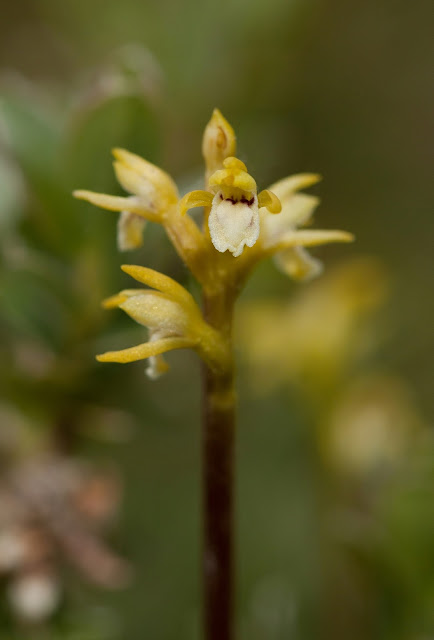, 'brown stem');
202,291,236,640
